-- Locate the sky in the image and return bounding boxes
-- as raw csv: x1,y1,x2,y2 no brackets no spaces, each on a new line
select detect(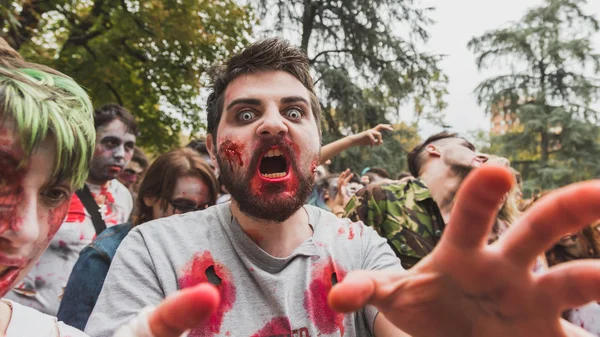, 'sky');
416,0,600,139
